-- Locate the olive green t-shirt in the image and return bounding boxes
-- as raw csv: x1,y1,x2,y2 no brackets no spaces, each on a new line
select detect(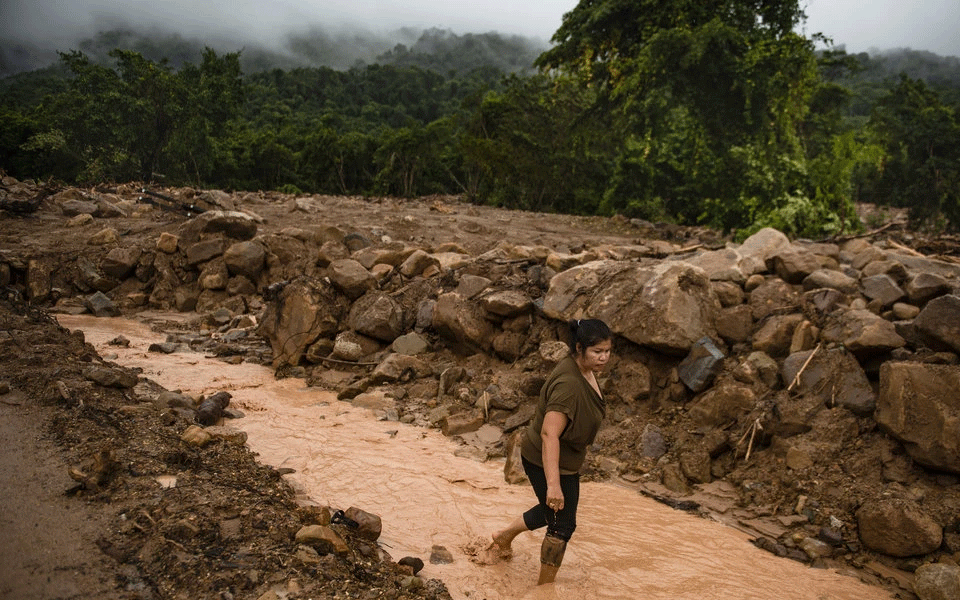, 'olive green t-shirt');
520,355,606,474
